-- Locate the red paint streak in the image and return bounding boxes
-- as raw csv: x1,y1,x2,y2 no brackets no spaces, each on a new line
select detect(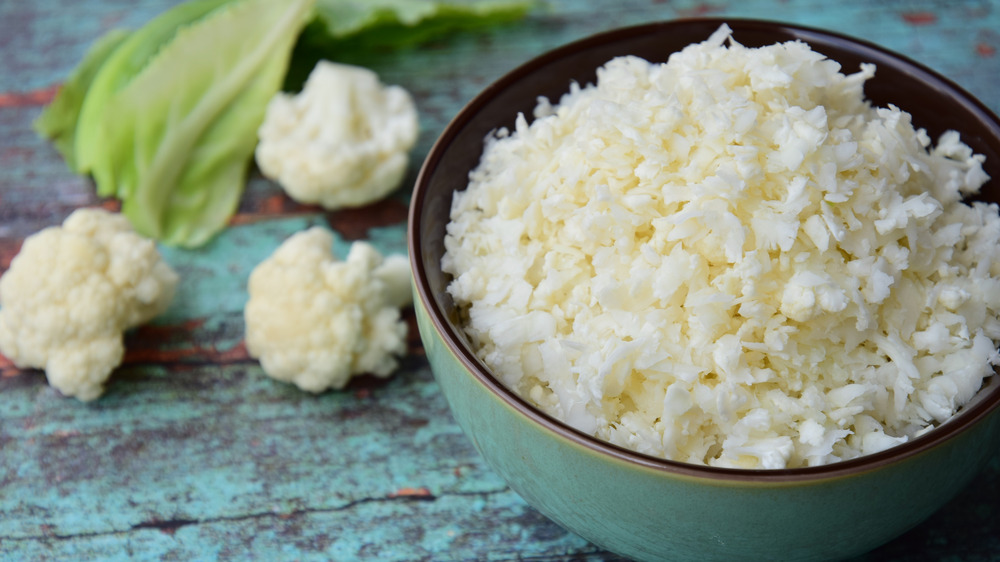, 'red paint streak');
0,320,250,378
1,353,25,377
0,85,59,108
229,189,411,234
676,3,724,17
901,11,937,25
229,208,315,225
123,321,250,365
230,194,317,225
123,340,249,365
389,487,432,498
325,198,409,241
1,147,34,163
228,213,267,226
976,42,996,57
259,193,289,214
1,239,24,271
216,341,250,362
136,318,206,336
403,310,425,357
98,199,122,212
